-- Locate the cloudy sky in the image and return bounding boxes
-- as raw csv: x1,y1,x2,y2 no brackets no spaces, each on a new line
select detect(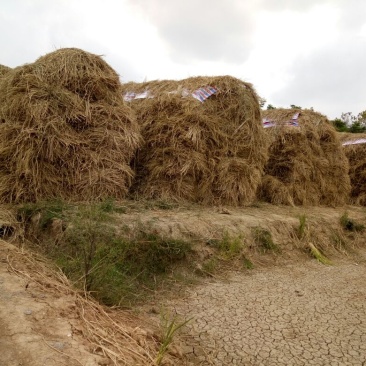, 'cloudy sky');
1,0,366,119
